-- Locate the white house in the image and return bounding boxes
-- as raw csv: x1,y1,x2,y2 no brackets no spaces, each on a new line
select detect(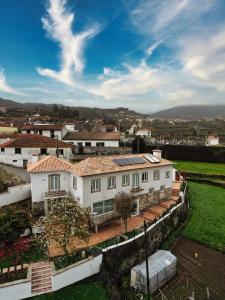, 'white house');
21,124,67,140
206,135,220,146
62,132,120,147
135,128,151,137
0,134,74,168
28,151,174,231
